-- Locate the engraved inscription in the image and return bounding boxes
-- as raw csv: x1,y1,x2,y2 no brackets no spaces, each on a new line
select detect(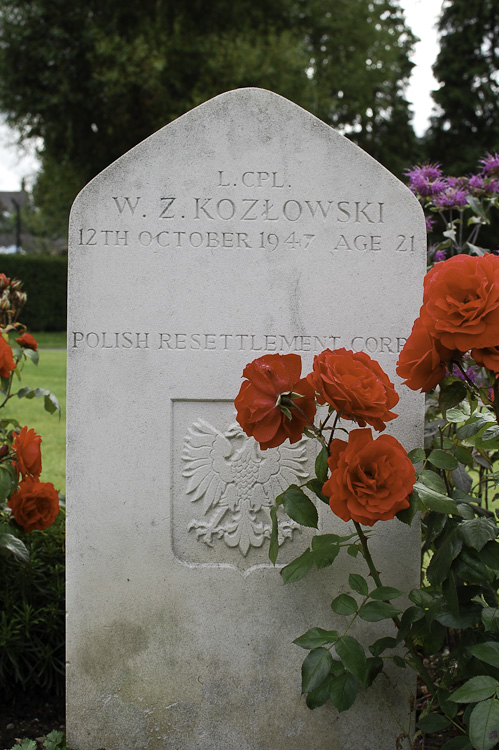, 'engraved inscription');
70,331,407,354
74,169,410,254
182,419,308,556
